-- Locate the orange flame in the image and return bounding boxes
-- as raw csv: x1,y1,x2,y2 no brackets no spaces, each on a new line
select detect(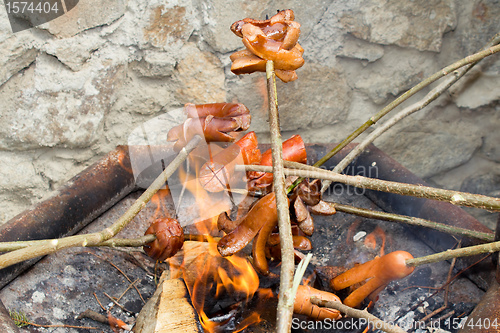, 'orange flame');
364,226,386,257
171,155,262,332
